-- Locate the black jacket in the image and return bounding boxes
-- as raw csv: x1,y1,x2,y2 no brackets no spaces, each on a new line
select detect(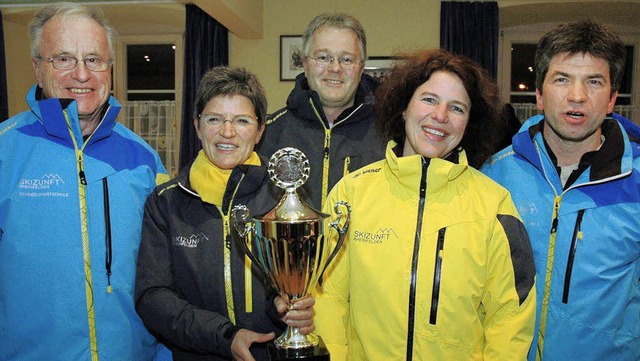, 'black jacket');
256,73,385,210
135,159,284,361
